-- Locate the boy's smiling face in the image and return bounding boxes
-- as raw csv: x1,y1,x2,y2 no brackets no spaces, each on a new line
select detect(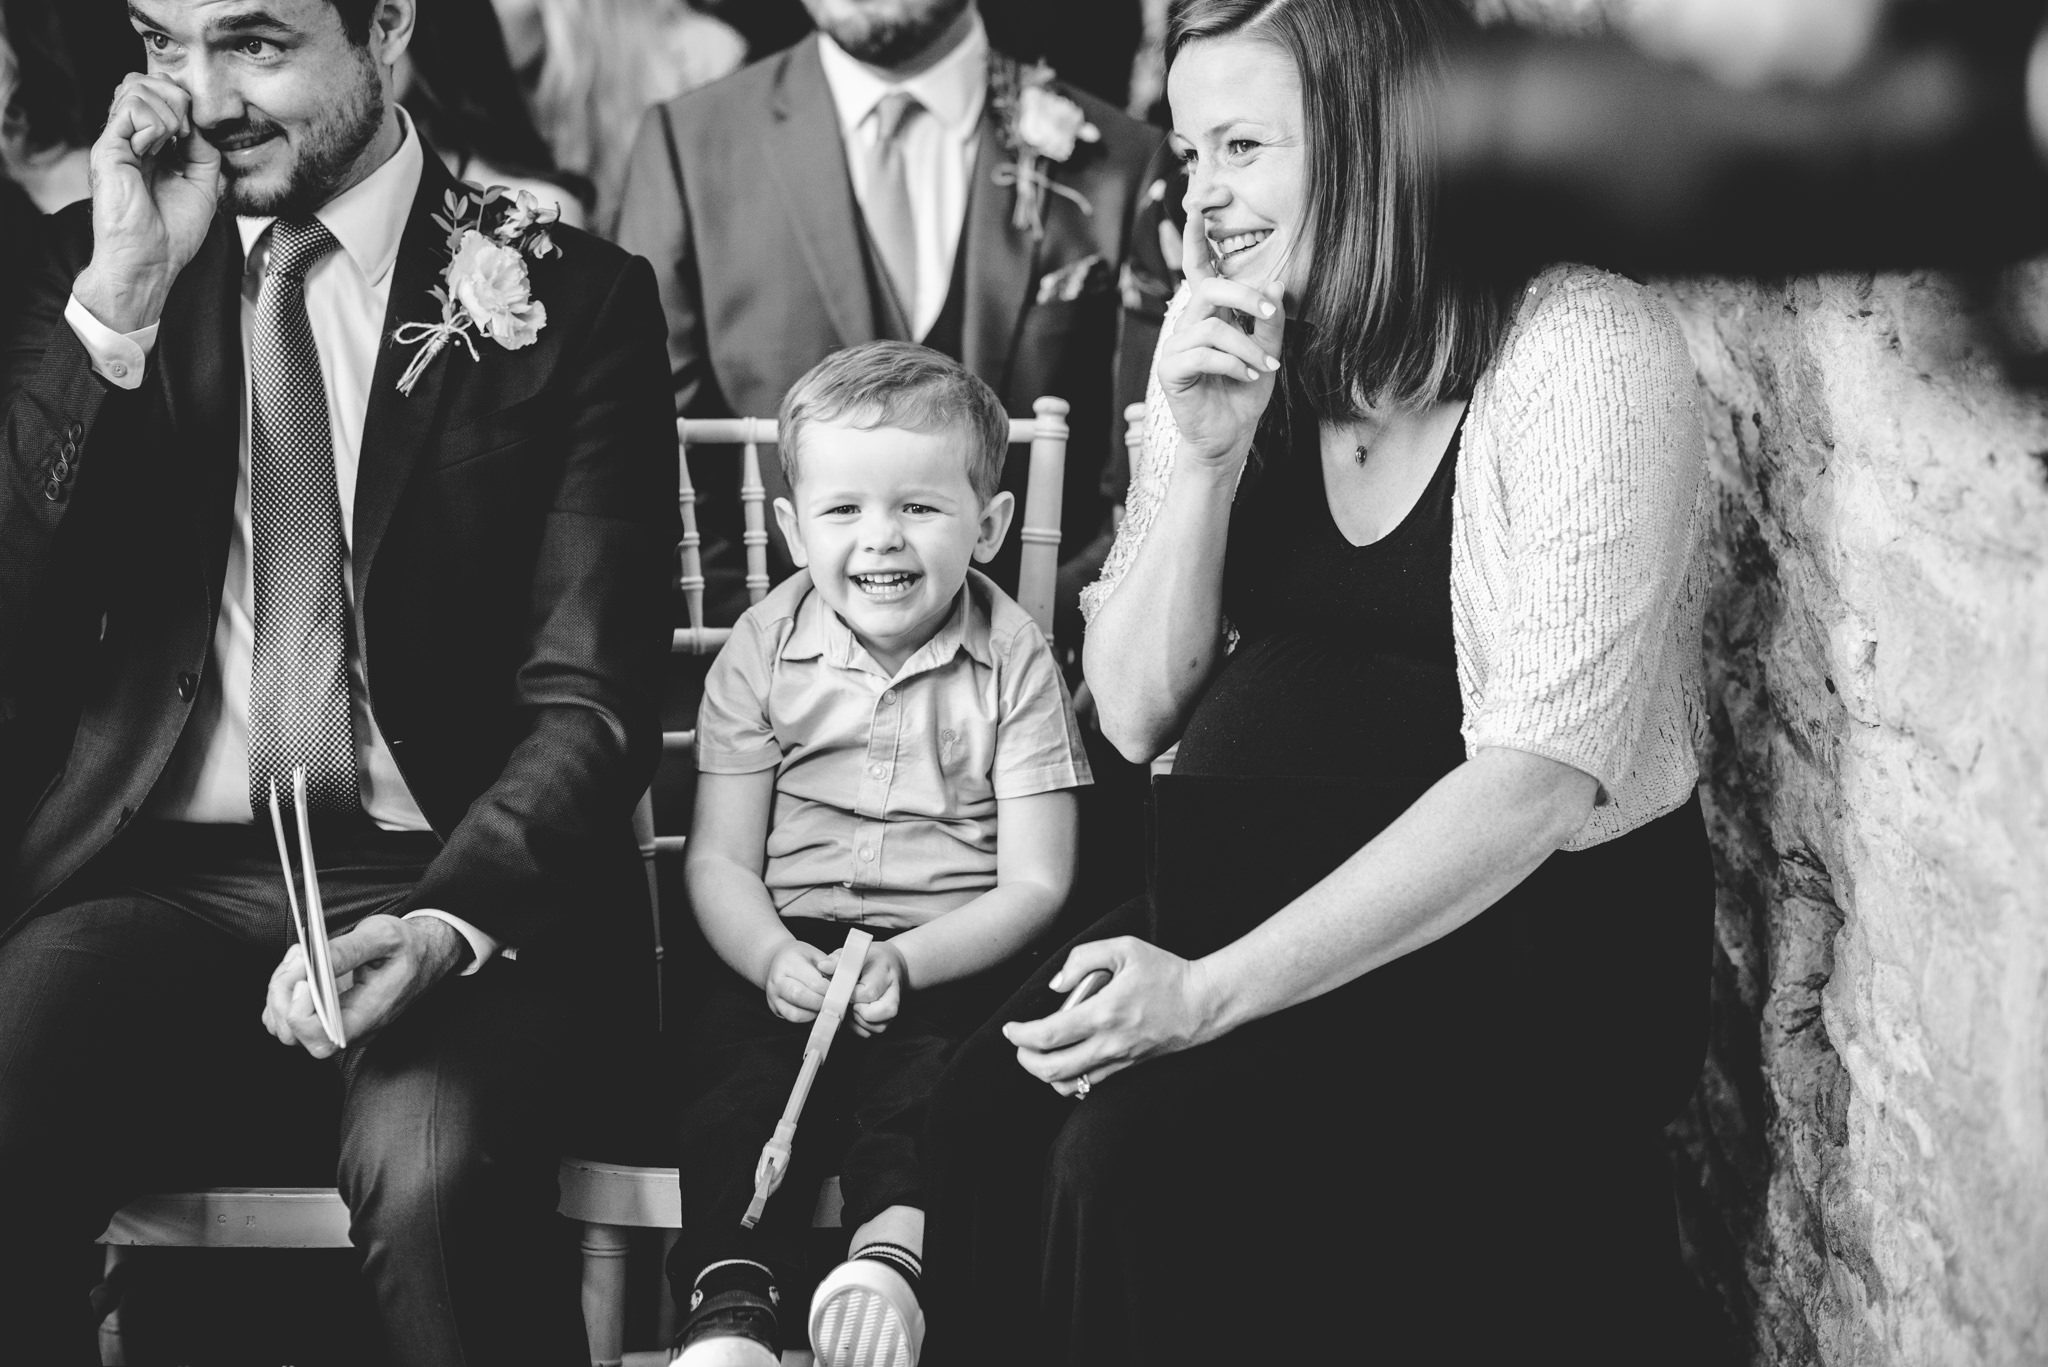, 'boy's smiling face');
775,417,1014,676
